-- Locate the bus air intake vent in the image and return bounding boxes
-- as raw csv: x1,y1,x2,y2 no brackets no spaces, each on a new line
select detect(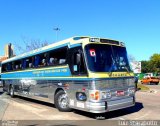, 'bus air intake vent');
100,39,120,45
